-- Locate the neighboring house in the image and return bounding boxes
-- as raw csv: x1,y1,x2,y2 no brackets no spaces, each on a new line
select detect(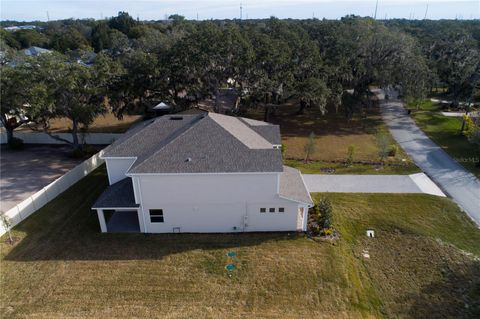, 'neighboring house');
3,25,38,31
92,112,313,233
197,88,240,114
23,46,51,56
